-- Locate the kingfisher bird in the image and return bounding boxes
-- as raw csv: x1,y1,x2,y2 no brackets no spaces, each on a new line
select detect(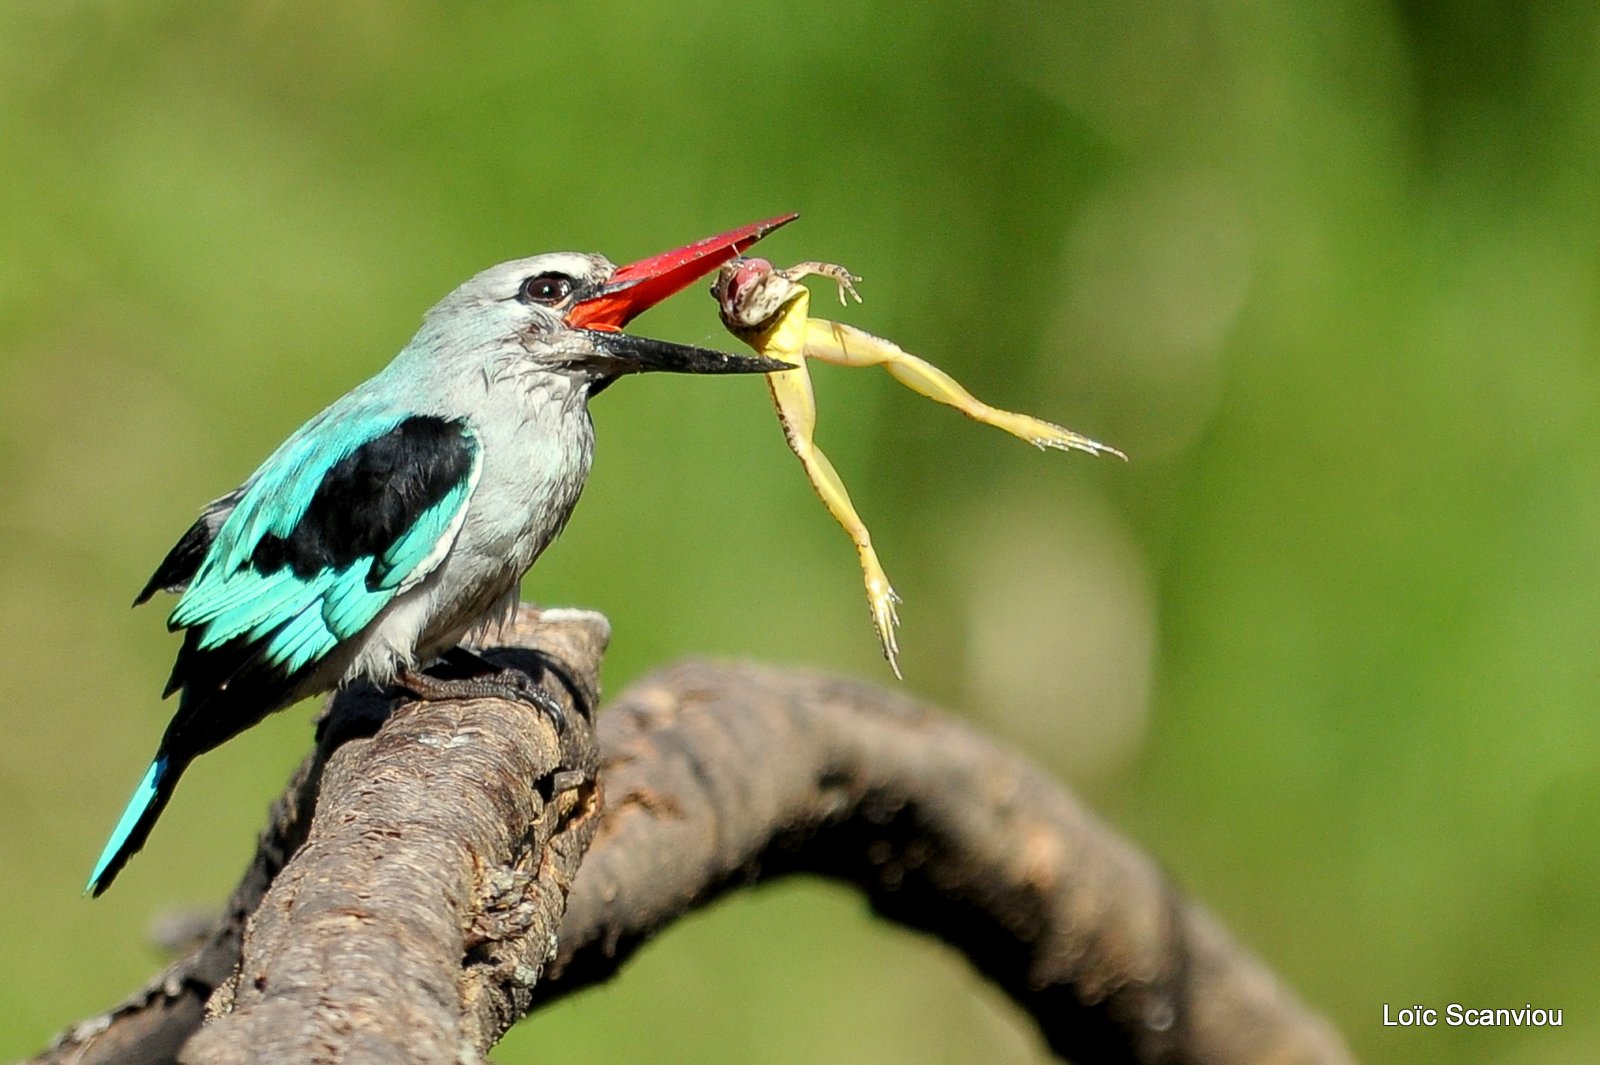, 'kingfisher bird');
87,215,796,896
